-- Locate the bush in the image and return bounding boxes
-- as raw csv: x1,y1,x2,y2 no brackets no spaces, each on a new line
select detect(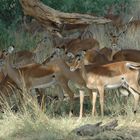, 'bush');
0,0,22,26
42,0,132,16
